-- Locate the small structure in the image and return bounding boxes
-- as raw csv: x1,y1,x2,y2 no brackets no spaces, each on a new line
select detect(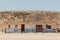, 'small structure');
0,11,59,33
